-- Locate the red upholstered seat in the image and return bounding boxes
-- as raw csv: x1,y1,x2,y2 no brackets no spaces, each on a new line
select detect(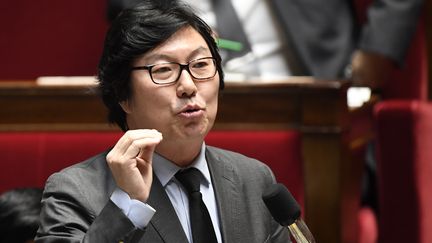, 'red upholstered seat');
357,207,378,243
0,132,122,193
374,101,432,243
0,131,304,210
